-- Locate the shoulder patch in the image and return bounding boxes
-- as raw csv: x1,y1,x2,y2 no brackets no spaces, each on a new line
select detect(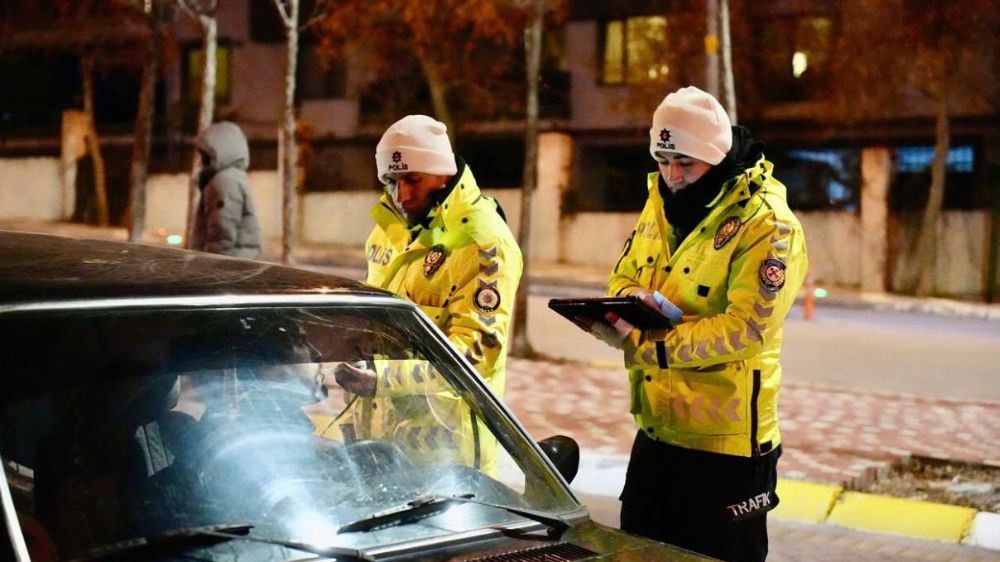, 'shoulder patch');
714,216,741,250
474,280,501,313
759,258,786,293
